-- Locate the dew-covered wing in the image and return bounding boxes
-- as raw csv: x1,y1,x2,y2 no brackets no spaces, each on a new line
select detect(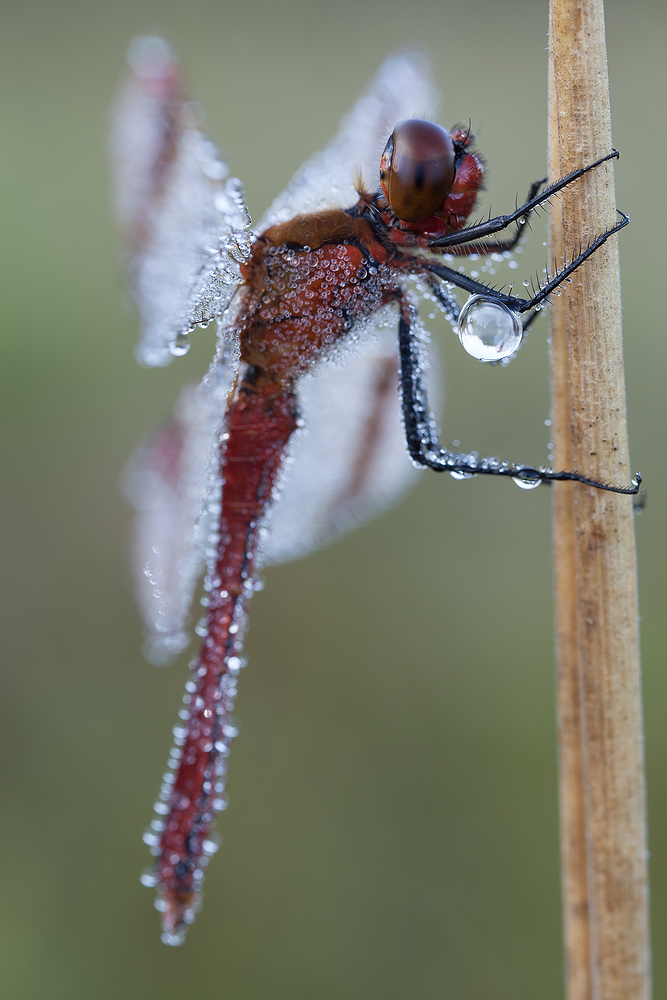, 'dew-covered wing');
124,331,241,664
258,52,438,232
261,308,430,566
110,37,251,367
